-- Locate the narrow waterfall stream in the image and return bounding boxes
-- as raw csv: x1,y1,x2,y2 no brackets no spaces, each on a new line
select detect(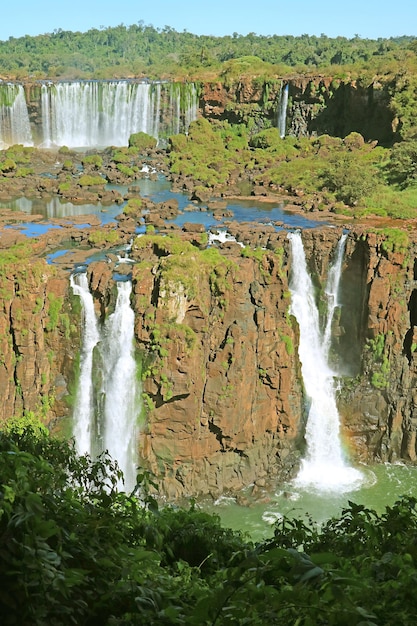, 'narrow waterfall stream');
69,273,100,457
277,83,289,138
99,280,139,492
288,231,364,492
0,84,33,147
71,273,140,492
